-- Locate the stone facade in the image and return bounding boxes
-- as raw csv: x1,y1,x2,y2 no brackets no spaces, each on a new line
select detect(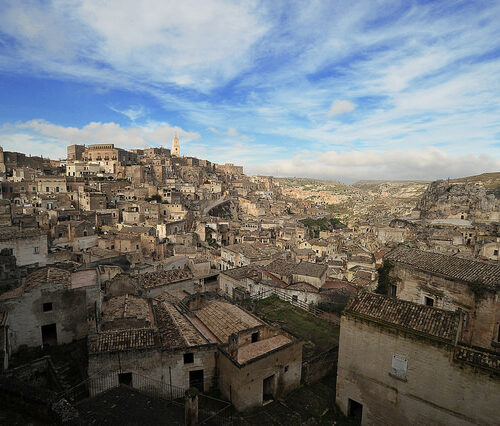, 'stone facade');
336,295,500,425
